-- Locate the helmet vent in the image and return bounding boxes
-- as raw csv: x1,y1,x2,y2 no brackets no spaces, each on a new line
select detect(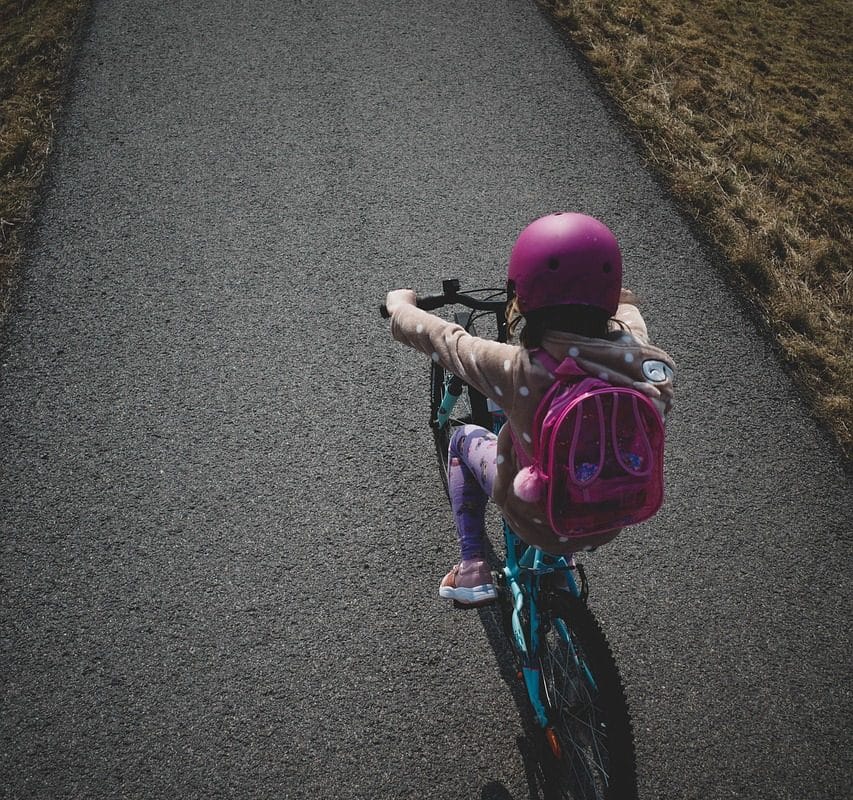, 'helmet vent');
548,257,560,271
